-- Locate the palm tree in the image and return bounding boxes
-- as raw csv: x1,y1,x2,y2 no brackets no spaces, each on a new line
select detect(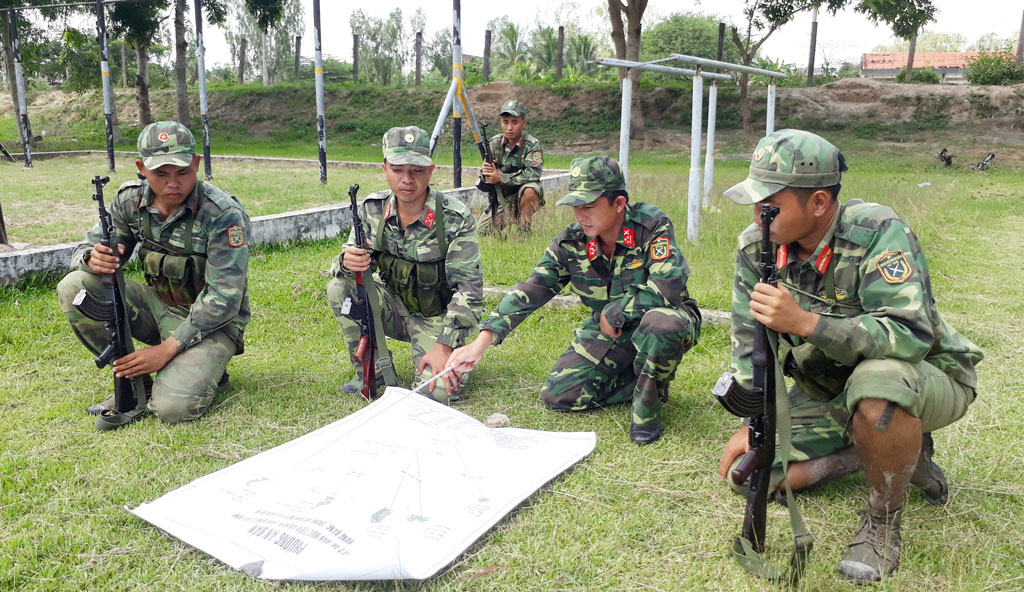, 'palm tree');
494,21,528,74
567,33,598,76
530,26,558,72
